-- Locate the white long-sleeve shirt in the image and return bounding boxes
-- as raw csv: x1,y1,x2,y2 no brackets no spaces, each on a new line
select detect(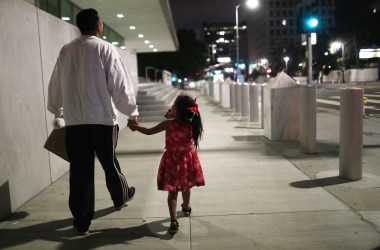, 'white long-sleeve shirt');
47,35,138,126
